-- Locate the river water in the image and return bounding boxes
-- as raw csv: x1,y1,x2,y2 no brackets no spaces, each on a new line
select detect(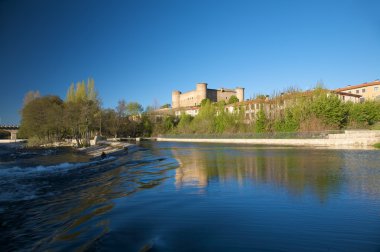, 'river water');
1,142,380,251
